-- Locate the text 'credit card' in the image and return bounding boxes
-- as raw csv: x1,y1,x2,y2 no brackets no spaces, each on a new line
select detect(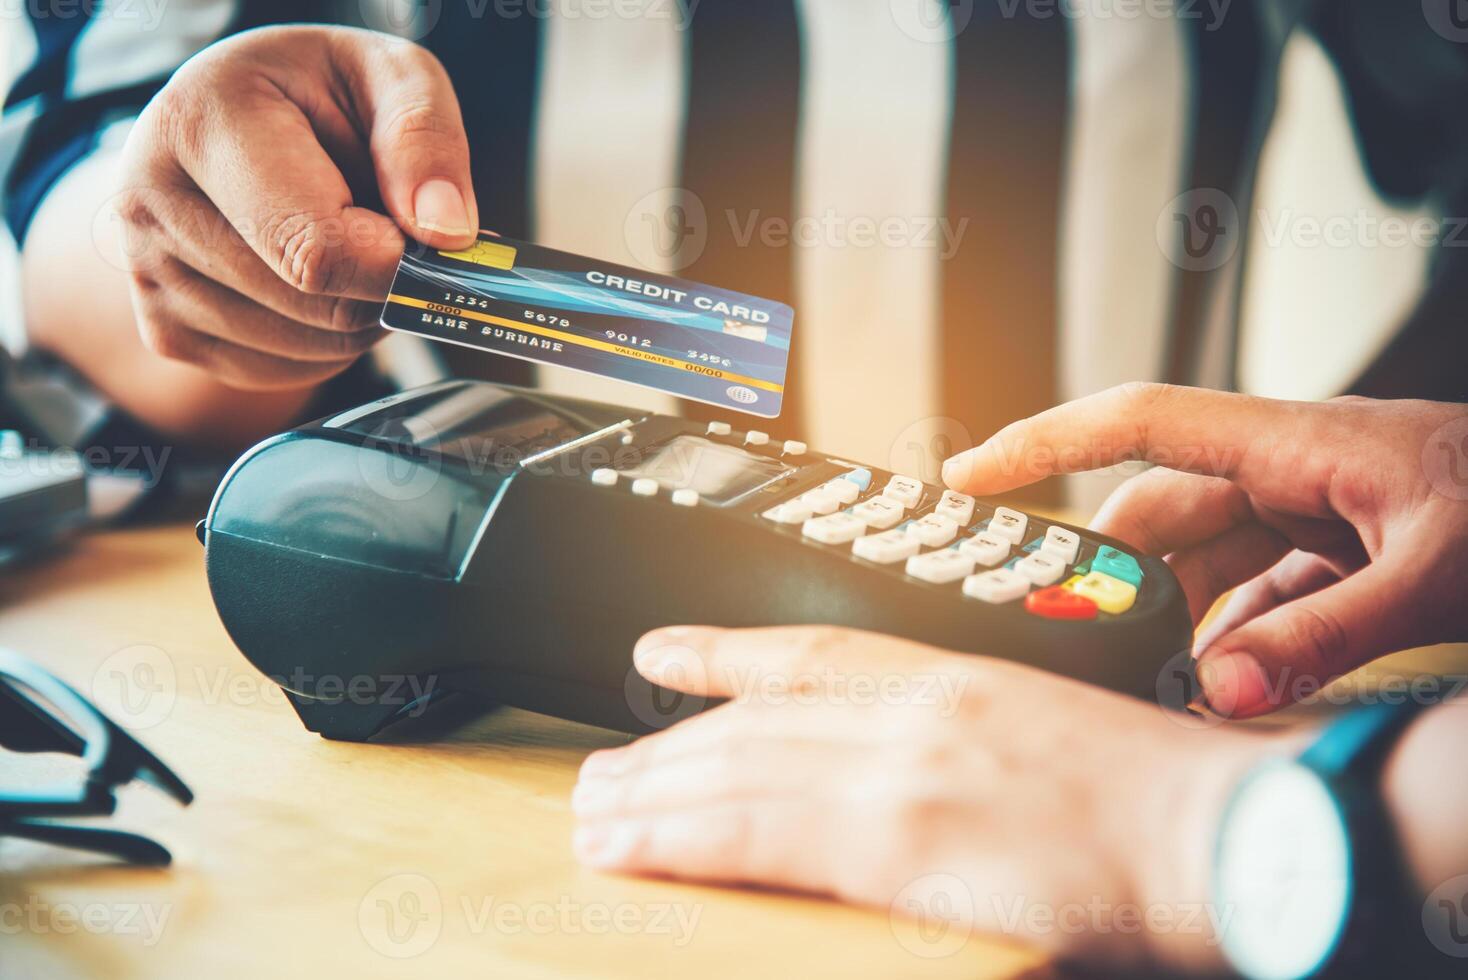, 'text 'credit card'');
380,234,794,418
